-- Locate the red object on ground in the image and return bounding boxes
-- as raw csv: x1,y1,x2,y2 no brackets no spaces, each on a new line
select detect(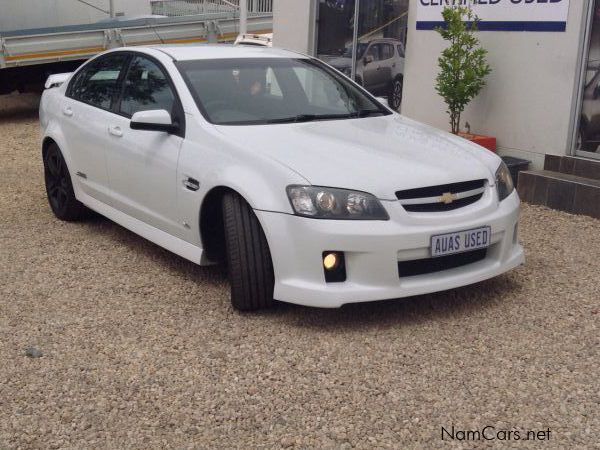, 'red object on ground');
458,132,497,152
